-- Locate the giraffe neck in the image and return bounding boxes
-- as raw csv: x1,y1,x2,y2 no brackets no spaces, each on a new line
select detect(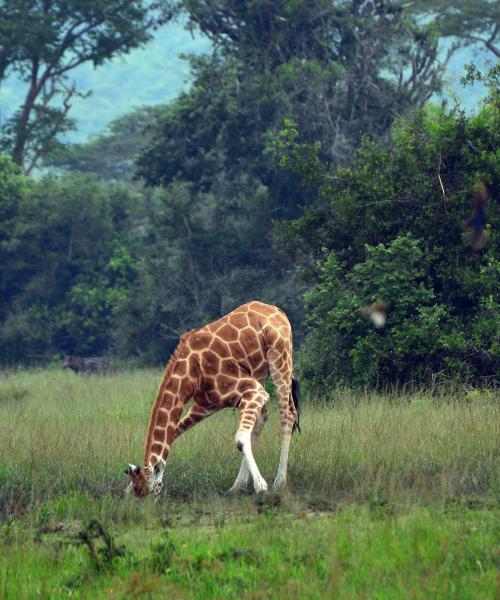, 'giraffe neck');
143,355,194,467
